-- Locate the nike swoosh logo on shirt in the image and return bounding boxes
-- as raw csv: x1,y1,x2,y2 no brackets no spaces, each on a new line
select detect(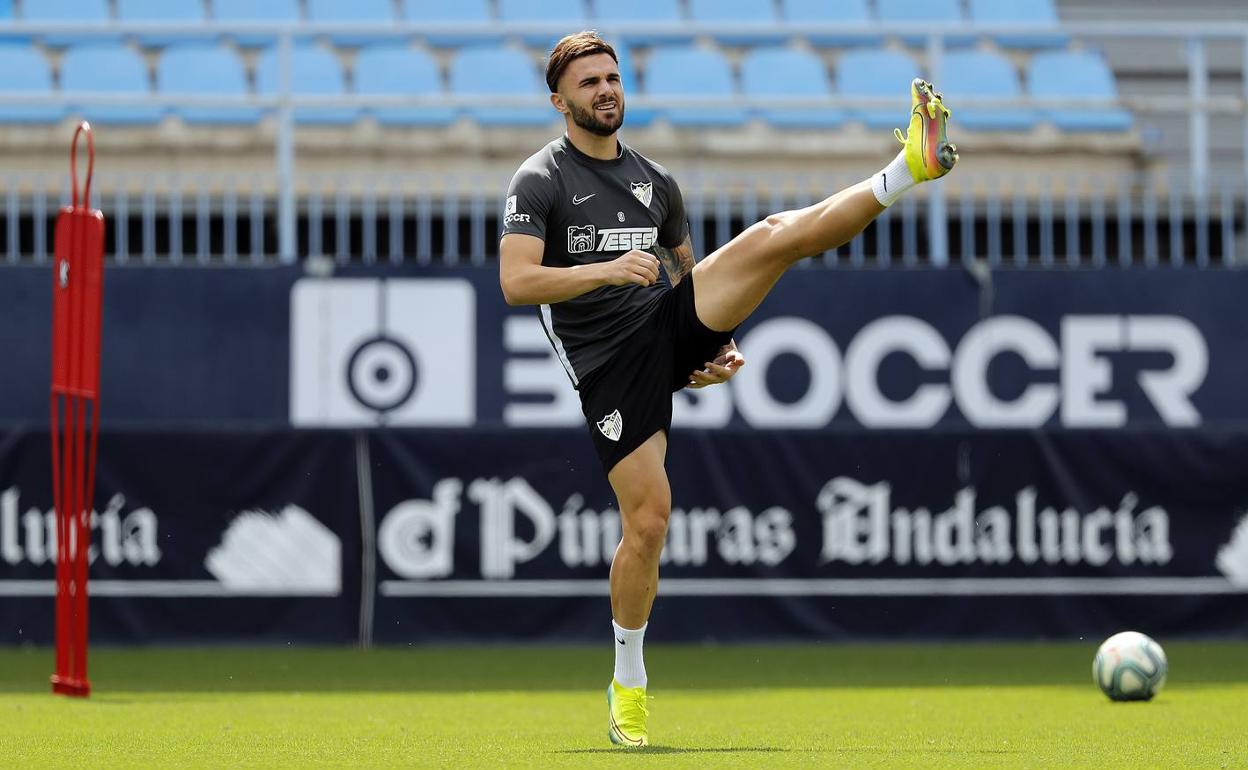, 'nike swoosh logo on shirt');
573,193,596,205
